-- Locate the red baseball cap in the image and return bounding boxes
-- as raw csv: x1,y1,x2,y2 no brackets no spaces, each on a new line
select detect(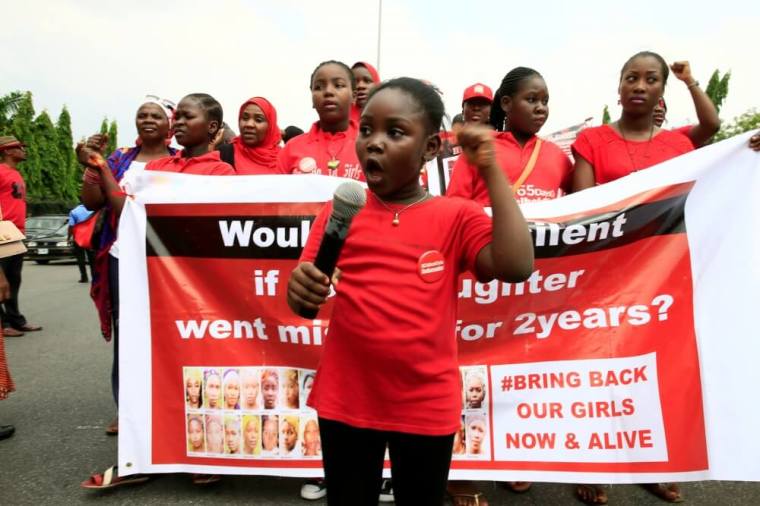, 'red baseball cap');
462,83,493,104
